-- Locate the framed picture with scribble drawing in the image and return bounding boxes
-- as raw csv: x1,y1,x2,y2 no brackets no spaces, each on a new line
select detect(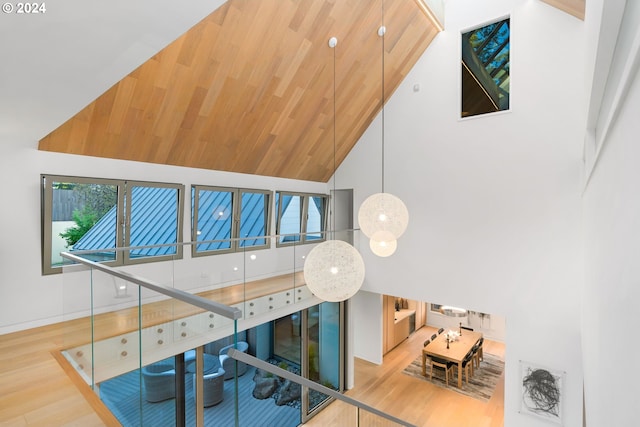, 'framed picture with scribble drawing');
519,360,565,425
